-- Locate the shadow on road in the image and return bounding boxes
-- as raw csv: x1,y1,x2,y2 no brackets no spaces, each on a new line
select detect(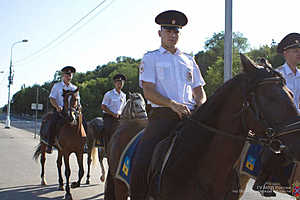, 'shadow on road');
0,184,104,200
0,184,63,199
